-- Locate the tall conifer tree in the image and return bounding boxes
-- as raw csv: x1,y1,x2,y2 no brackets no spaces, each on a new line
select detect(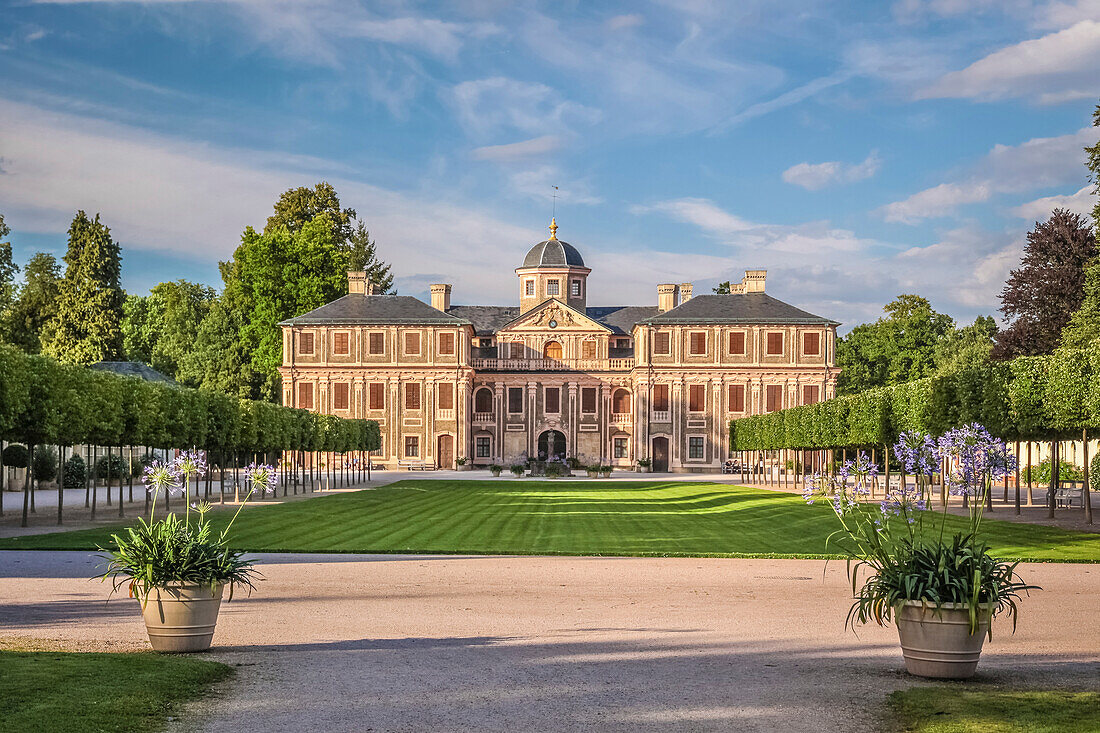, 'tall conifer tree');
43,211,125,364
